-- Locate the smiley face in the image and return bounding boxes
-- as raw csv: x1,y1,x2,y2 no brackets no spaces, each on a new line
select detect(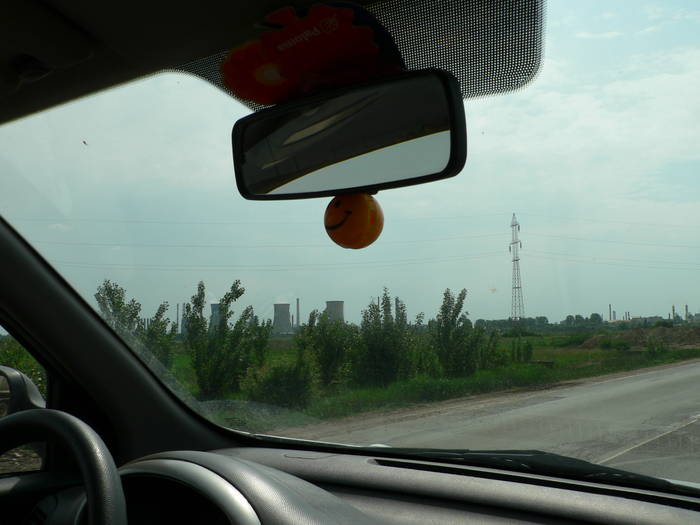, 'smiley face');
324,193,384,249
